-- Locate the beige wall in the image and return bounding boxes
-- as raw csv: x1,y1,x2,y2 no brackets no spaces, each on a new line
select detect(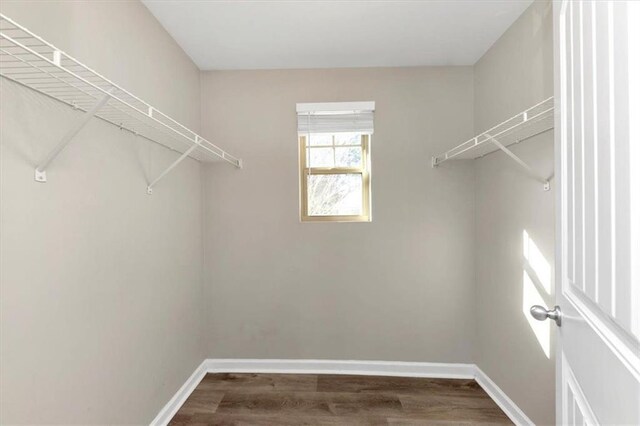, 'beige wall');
473,0,555,424
0,1,205,424
1,1,557,423
200,67,477,362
